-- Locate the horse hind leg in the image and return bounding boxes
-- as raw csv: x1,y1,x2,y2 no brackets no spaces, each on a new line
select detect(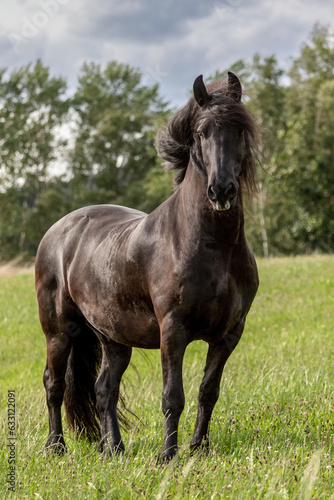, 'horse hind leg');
38,282,77,453
95,339,132,456
43,333,71,453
